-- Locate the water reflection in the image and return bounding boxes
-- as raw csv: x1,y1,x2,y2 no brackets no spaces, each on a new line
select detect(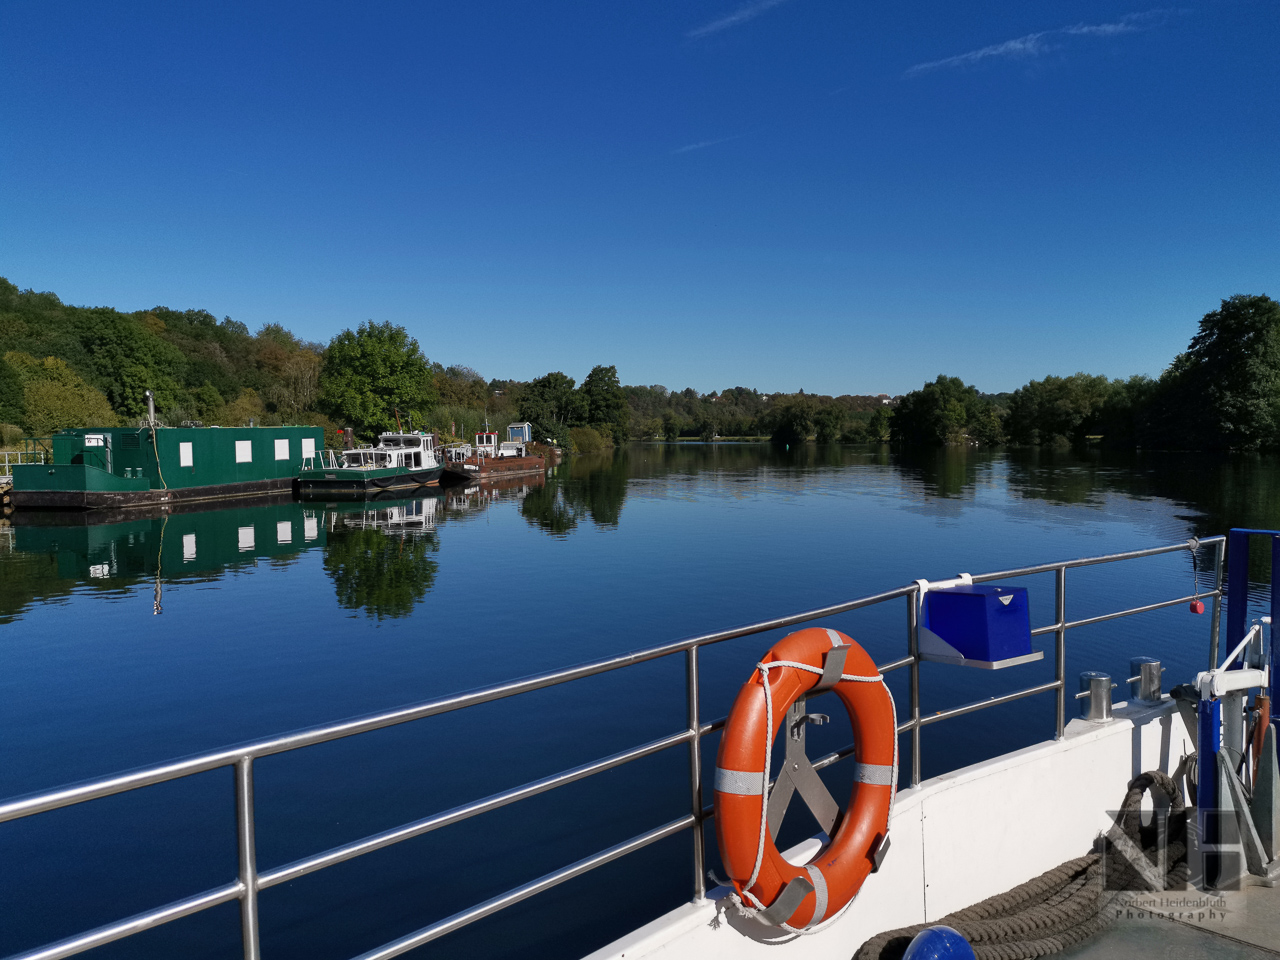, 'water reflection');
521,452,628,535
892,446,989,499
0,474,553,623
323,501,440,621
9,444,1280,622
1,499,319,623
